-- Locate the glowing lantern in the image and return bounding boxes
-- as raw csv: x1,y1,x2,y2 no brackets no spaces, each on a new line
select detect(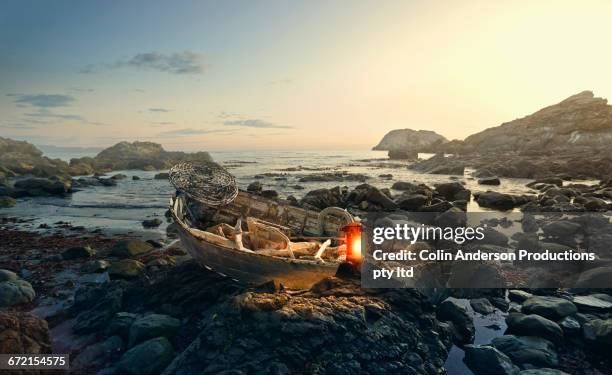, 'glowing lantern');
342,221,362,264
